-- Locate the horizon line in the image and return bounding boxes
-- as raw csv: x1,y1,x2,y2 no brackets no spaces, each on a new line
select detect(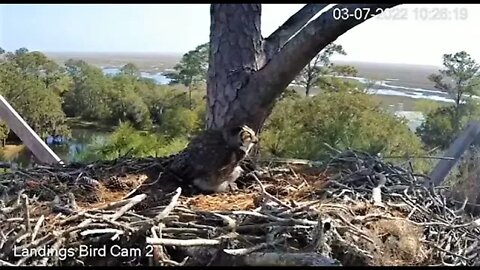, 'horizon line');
39,51,441,68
